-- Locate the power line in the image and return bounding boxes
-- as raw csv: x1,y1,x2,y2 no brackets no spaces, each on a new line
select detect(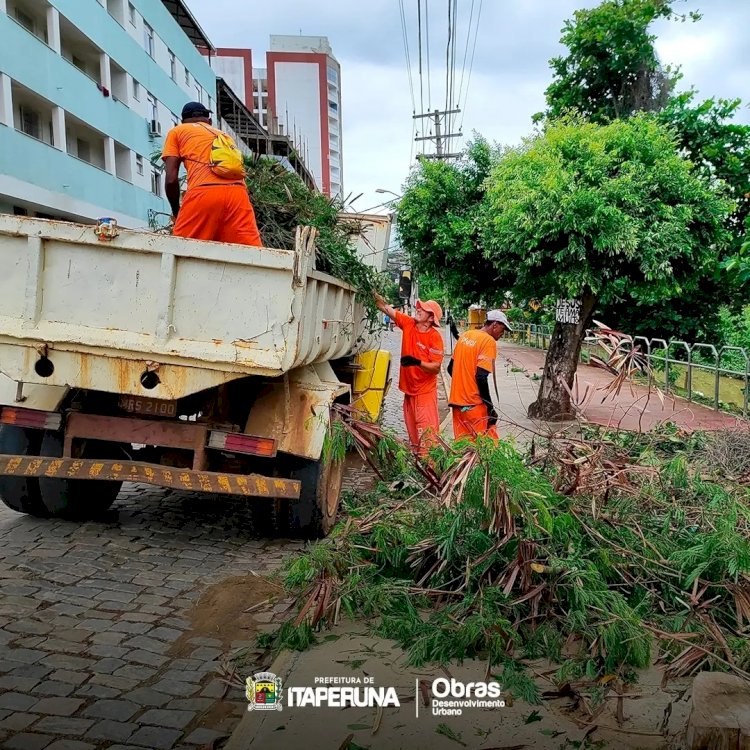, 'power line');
444,0,451,117
417,0,424,121
398,0,416,117
450,0,458,136
425,0,431,110
456,0,476,118
458,0,483,135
